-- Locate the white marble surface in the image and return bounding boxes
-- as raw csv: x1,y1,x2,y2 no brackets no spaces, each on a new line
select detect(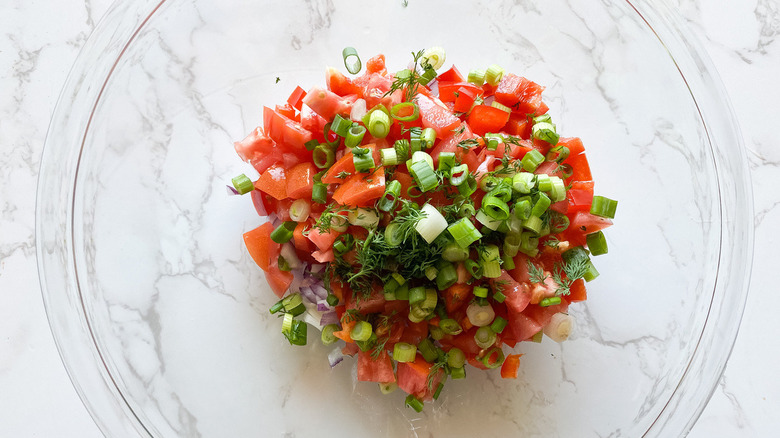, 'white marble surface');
1,0,777,437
